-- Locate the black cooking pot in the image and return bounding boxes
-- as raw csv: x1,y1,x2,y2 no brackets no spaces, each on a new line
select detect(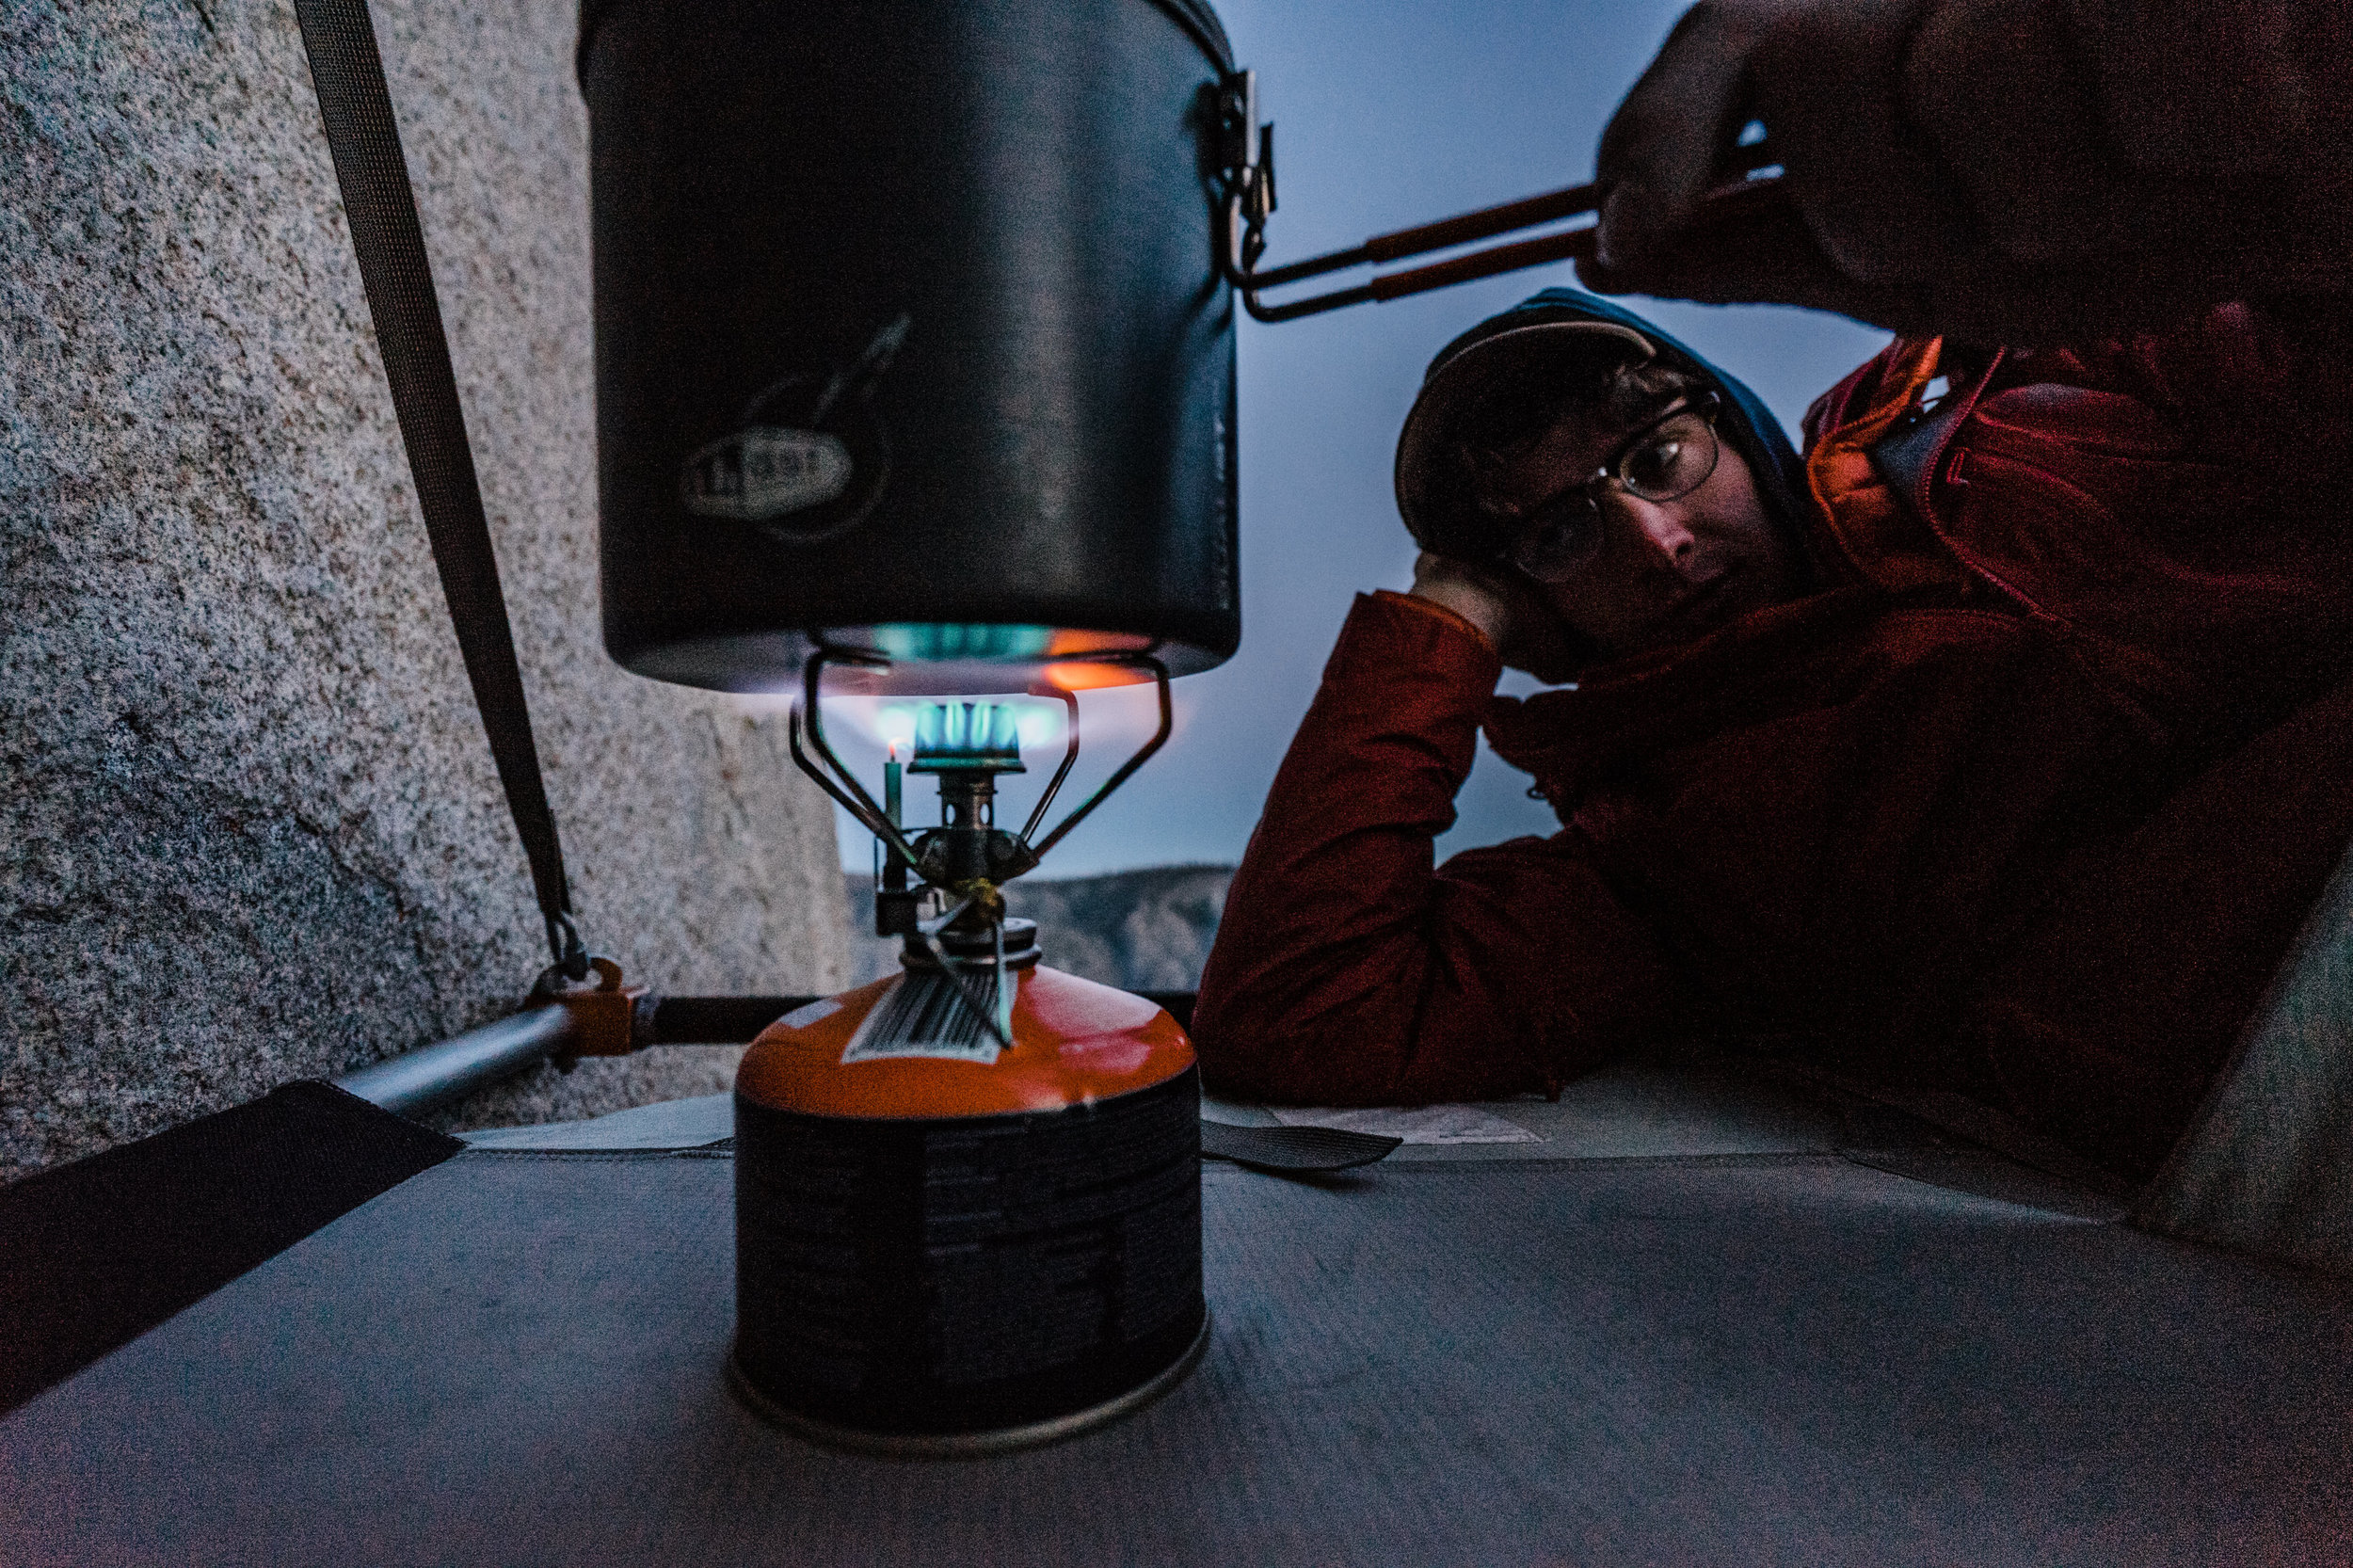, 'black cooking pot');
578,0,1241,695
